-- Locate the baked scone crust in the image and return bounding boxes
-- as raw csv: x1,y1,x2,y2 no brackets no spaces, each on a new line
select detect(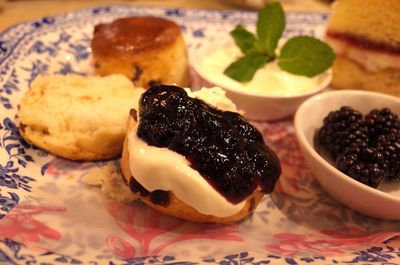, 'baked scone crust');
18,74,143,161
91,16,190,88
120,116,264,224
